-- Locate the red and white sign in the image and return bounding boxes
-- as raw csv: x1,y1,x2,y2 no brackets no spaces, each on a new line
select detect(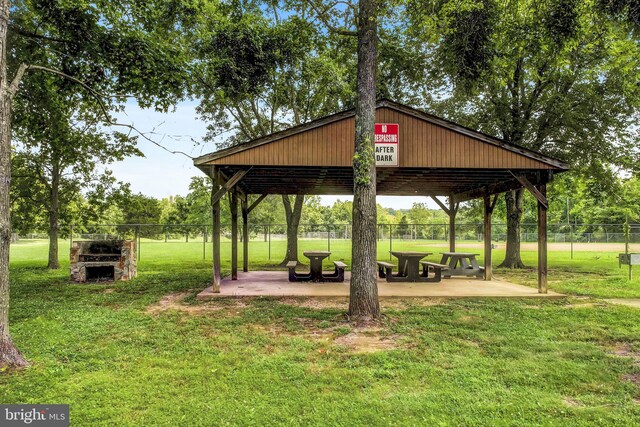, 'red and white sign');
375,123,399,166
